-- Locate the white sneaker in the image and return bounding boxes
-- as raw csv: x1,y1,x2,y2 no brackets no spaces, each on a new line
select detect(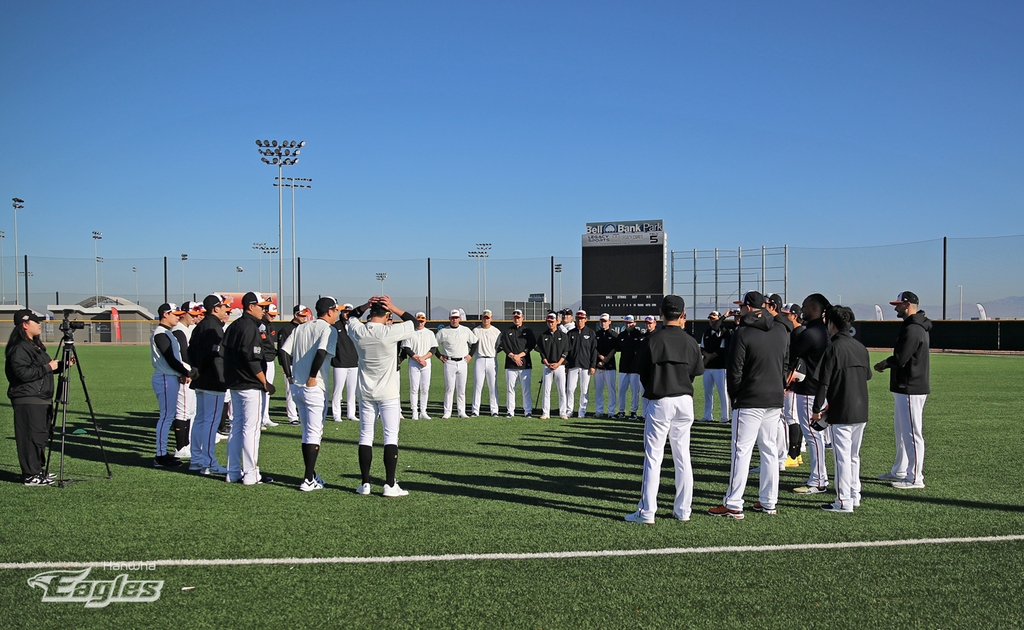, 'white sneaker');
332,418,344,423
559,414,569,420
441,415,451,419
215,432,228,443
299,477,325,492
892,480,926,489
411,414,420,420
624,510,655,525
421,414,432,420
382,482,409,497
672,511,691,522
263,420,279,427
356,483,371,495
878,471,903,481
174,445,192,459
539,414,550,420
